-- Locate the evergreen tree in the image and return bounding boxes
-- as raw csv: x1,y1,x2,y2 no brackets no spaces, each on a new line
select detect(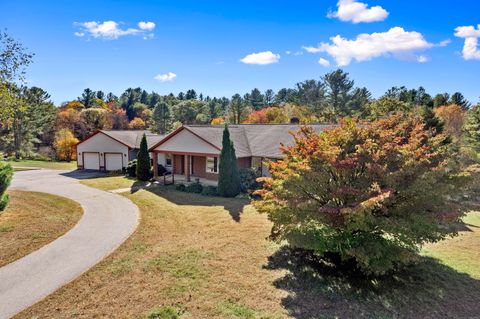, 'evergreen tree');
136,134,151,181
79,88,96,108
463,105,480,152
0,162,13,211
218,125,241,197
249,88,264,110
152,101,172,134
